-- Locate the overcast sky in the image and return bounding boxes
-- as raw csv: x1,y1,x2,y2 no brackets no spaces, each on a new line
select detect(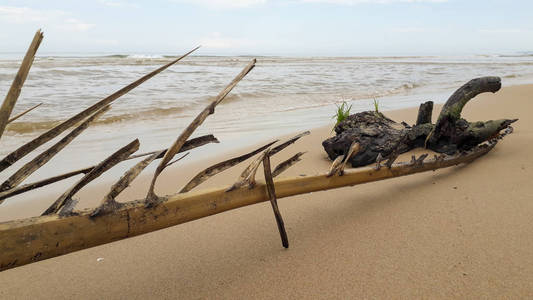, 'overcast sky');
0,0,532,56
